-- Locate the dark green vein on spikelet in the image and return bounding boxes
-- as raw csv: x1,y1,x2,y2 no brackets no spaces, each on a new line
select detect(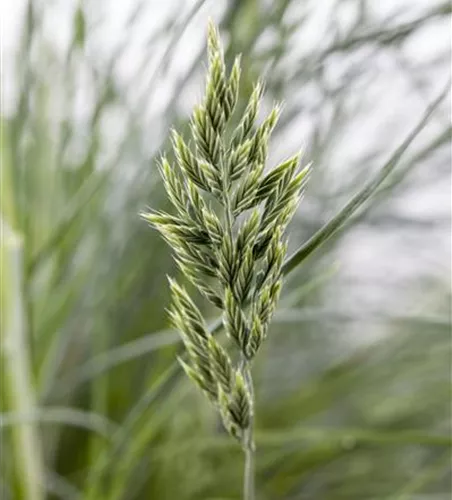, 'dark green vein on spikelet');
247,106,281,166
176,260,223,309
140,211,184,227
231,166,264,215
205,55,227,133
186,180,208,224
233,248,255,304
231,81,263,148
228,139,252,180
172,130,211,190
255,229,286,292
253,280,282,327
173,247,209,274
218,388,242,442
223,55,241,119
217,236,237,286
169,297,218,402
227,372,251,430
201,207,223,245
199,159,223,196
224,288,249,350
177,357,217,401
236,210,260,255
207,20,222,64
252,227,275,260
208,337,234,394
176,254,217,280
167,308,205,352
245,313,265,359
158,157,190,215
260,168,309,229
160,223,211,245
170,224,220,281
168,279,209,341
140,212,211,245
255,154,300,201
